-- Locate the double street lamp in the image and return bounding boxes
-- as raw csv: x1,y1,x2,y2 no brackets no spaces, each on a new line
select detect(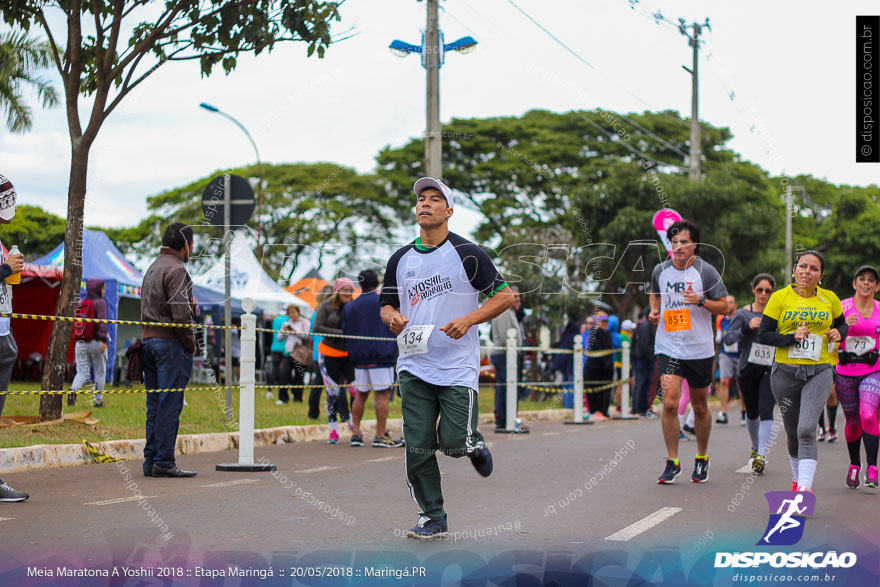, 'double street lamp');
389,0,477,178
